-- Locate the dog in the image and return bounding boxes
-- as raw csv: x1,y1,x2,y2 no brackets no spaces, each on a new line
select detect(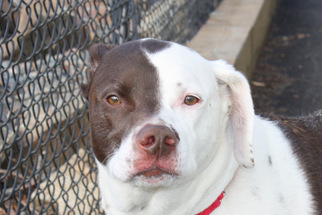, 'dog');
81,38,322,215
